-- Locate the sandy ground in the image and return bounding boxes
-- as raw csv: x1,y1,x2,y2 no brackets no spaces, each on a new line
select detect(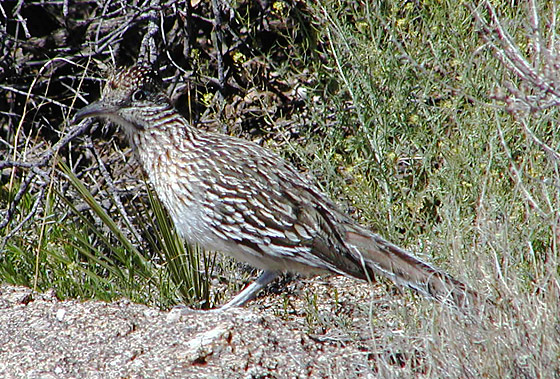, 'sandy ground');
0,276,416,378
